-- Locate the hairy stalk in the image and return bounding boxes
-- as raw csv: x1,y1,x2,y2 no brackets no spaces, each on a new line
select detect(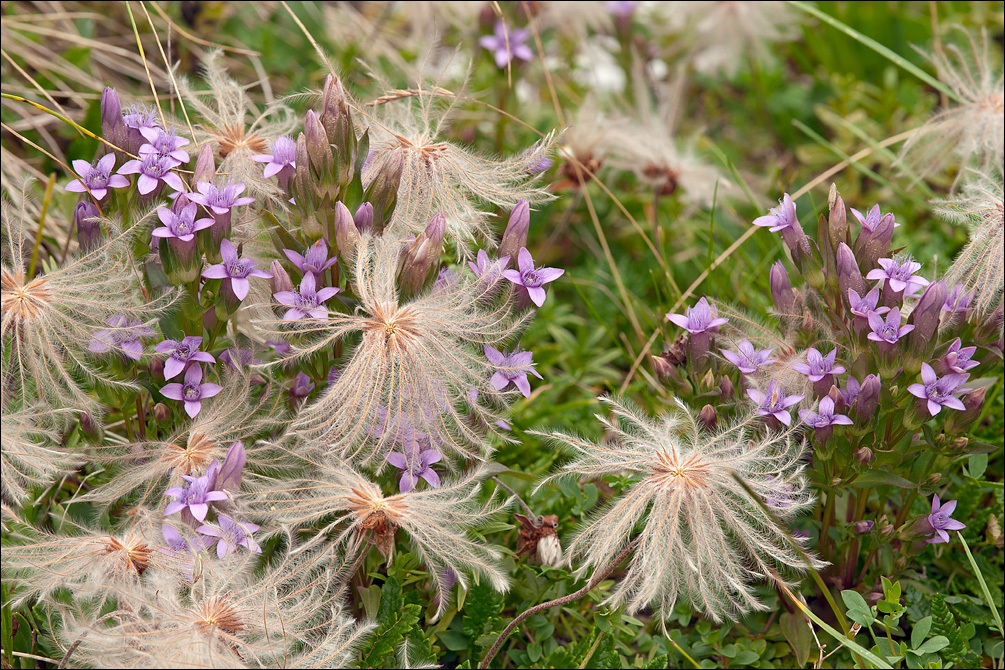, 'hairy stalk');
491,477,534,517
479,537,640,669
